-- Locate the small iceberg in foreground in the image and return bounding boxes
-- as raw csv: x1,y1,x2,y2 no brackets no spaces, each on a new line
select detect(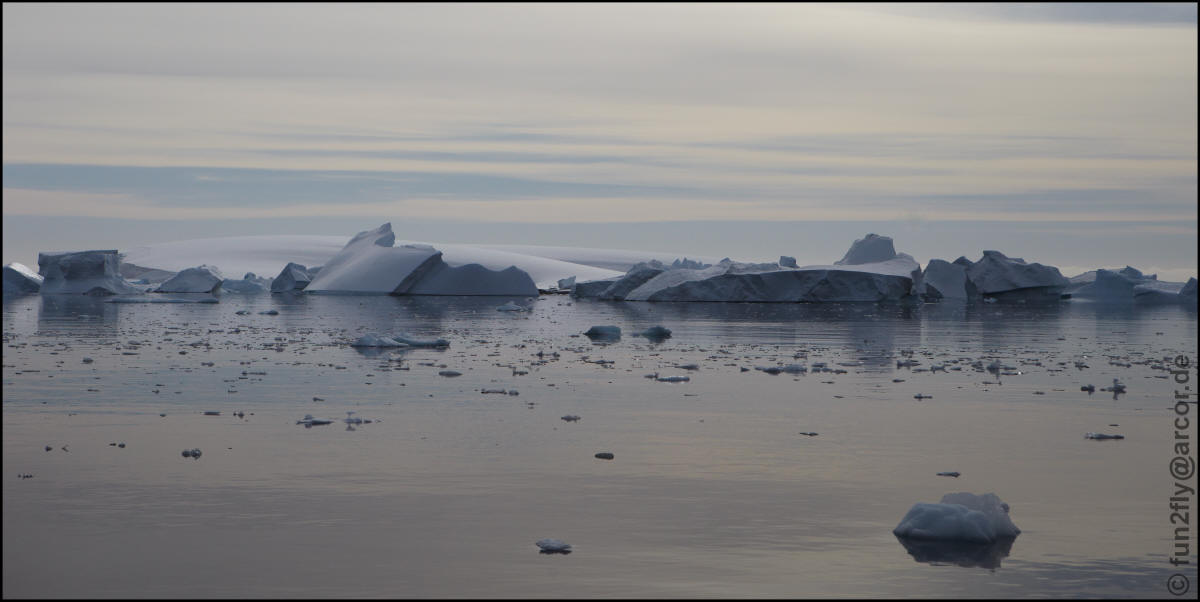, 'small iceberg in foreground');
3,262,44,294
893,492,1020,544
